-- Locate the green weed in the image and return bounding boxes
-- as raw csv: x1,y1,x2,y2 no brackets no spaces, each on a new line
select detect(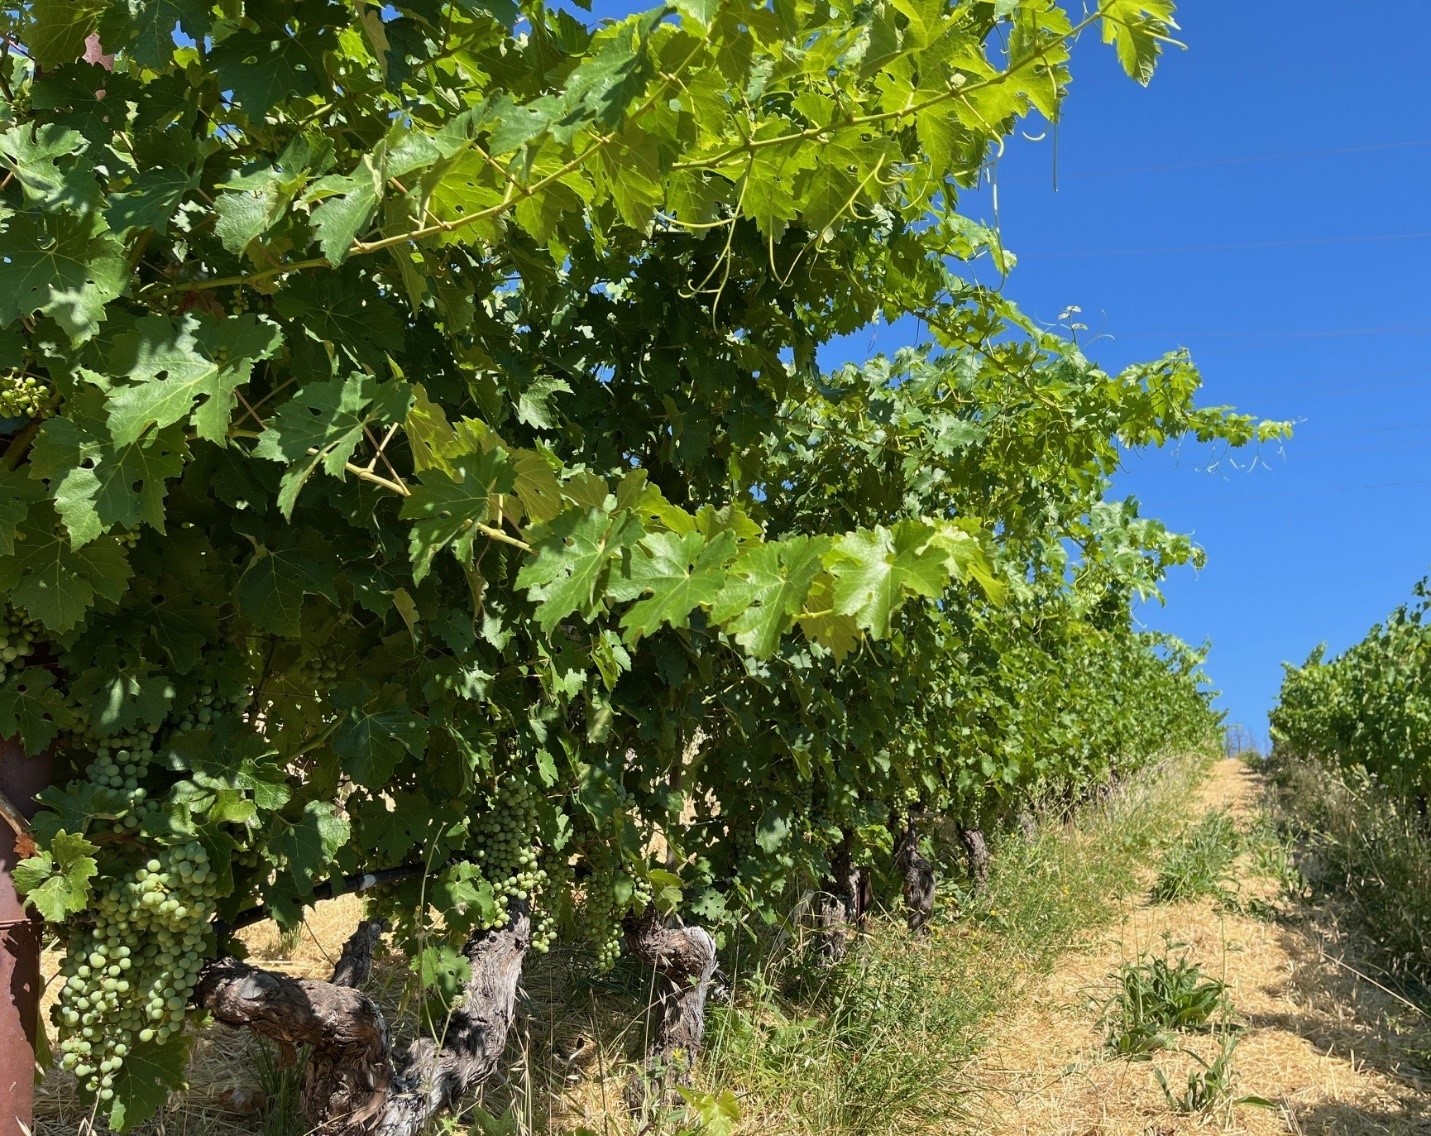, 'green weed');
1244,812,1306,896
252,1040,306,1136
1152,810,1240,904
1103,948,1230,1056
1266,754,1431,985
1154,1036,1239,1114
